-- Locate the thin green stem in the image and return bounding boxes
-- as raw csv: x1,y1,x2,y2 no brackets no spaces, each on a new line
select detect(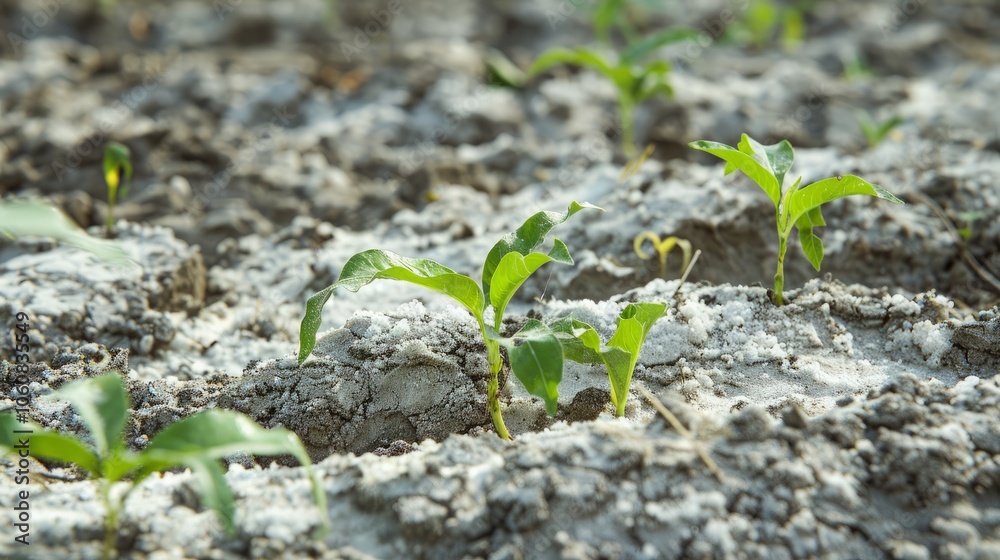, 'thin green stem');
484,337,511,440
773,234,787,306
100,479,118,560
618,97,635,157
